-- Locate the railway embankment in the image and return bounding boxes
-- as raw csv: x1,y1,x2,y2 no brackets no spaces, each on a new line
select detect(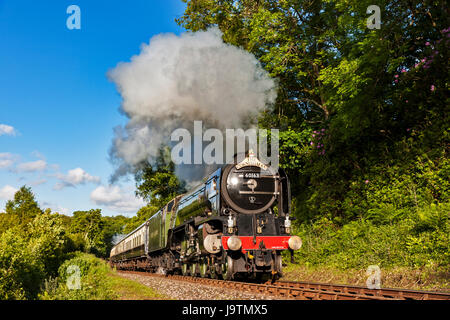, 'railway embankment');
282,264,450,293
39,253,168,300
